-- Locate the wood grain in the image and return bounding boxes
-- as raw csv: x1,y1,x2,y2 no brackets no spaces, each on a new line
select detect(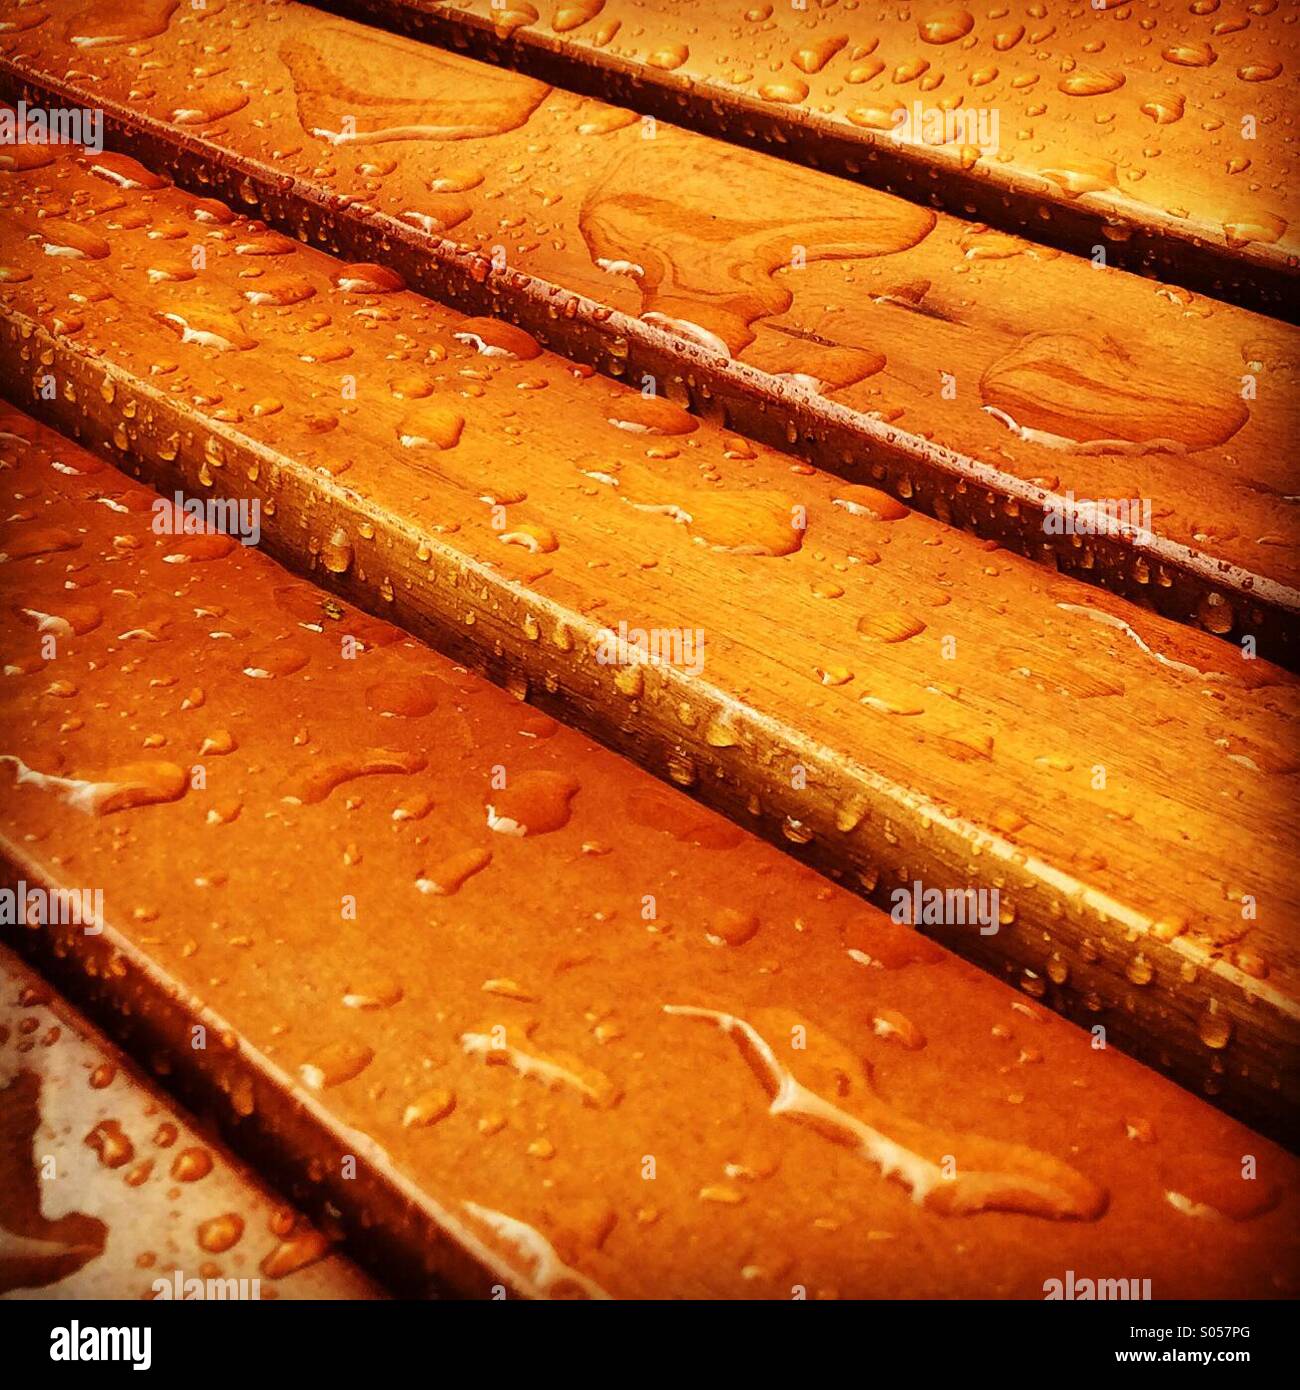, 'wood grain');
1,406,1297,1297
323,0,1300,315
1,150,1296,1141
2,0,1297,659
